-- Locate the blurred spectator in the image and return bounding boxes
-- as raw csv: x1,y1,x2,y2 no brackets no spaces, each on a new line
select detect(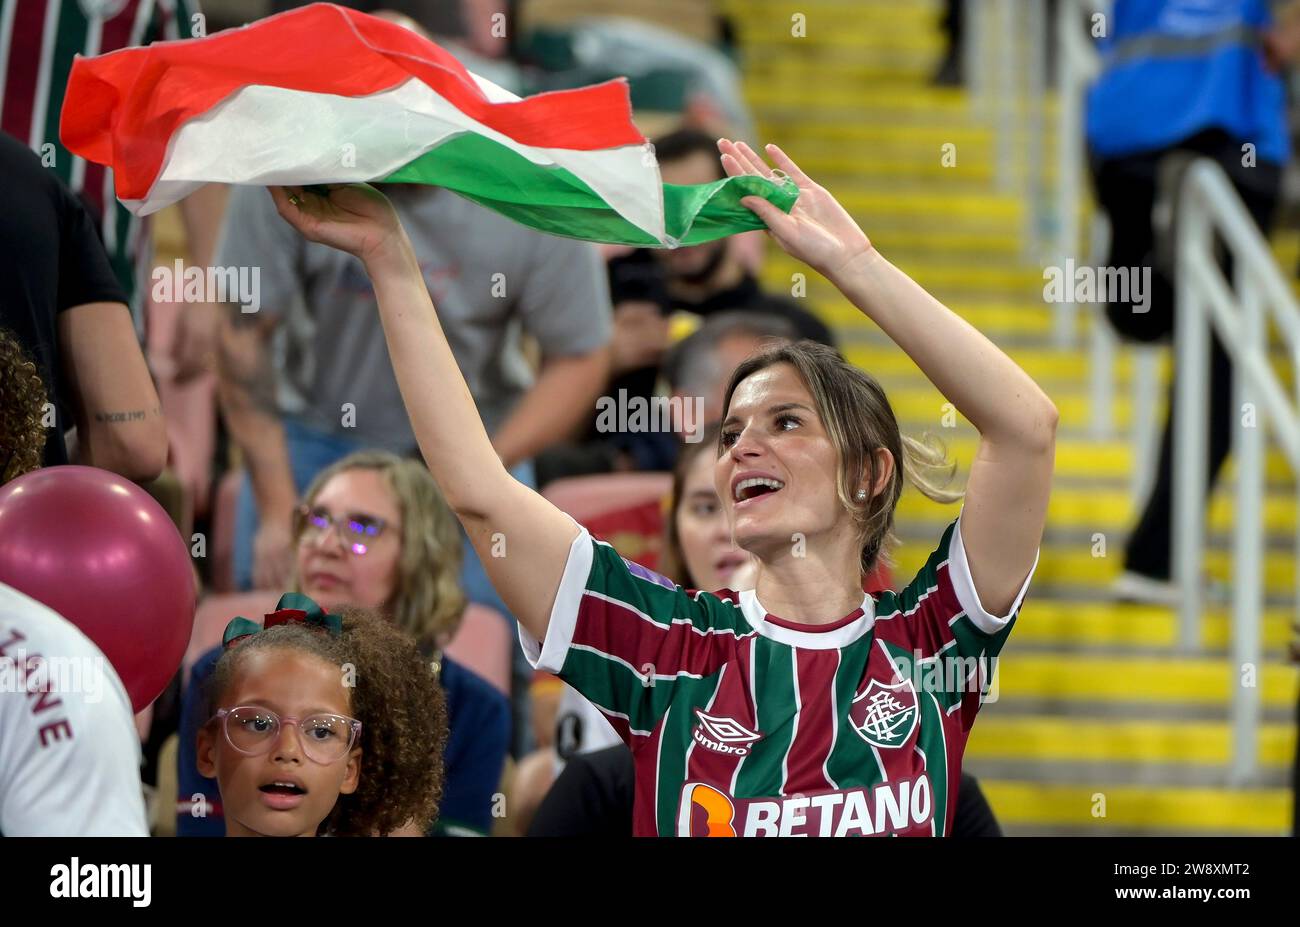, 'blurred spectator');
1086,0,1293,602
933,0,965,86
534,251,673,484
269,0,510,60
0,330,149,837
653,128,836,347
215,180,610,756
0,0,228,370
0,132,166,481
535,309,803,487
178,451,508,836
664,311,803,426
